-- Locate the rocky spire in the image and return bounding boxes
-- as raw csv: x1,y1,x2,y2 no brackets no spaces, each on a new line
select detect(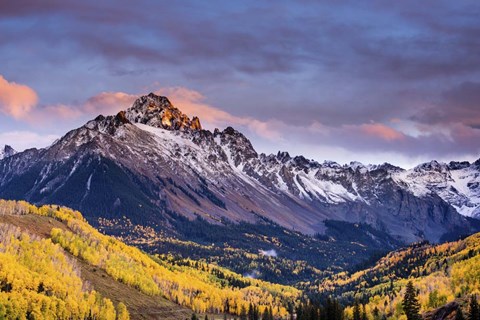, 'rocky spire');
125,93,202,131
0,145,16,160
